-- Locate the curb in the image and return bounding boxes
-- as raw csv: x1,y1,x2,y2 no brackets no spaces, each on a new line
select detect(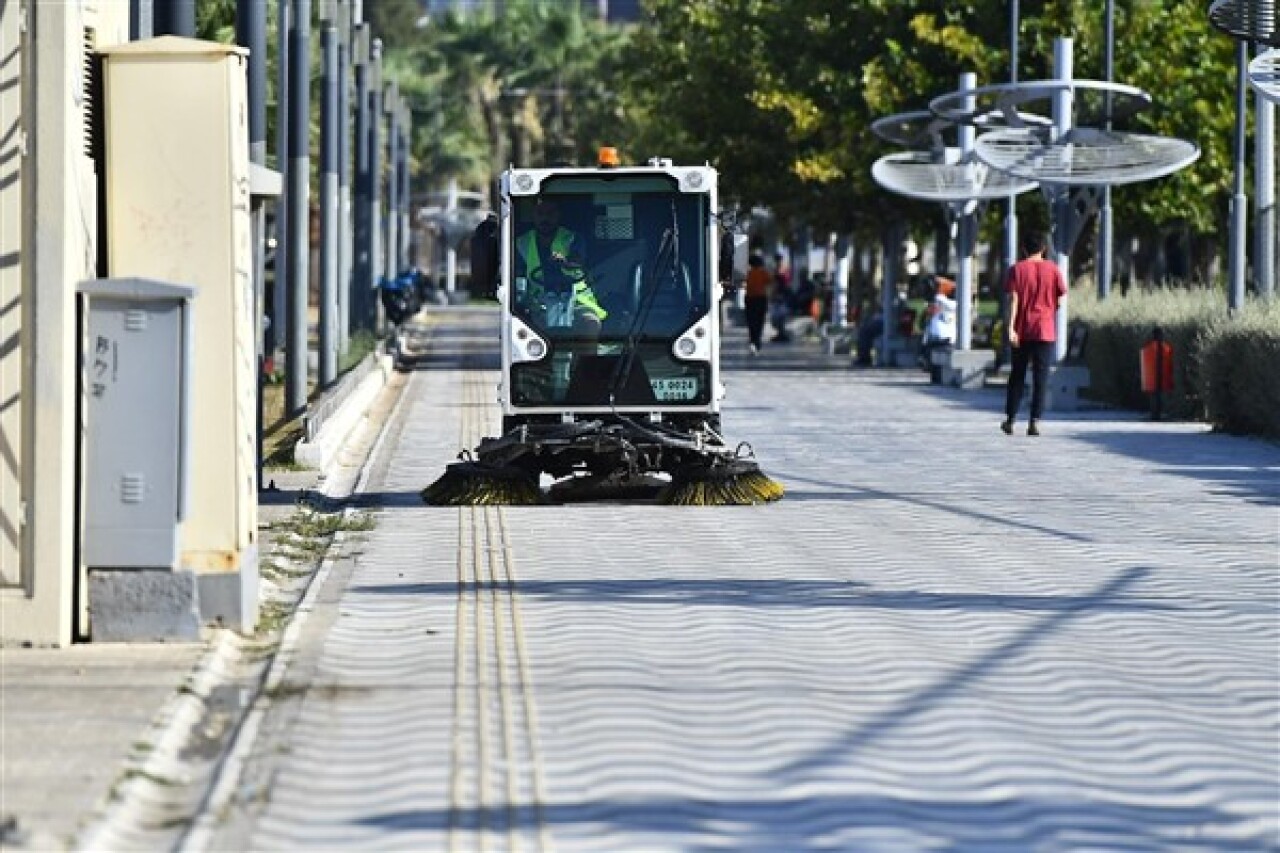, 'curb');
294,352,394,471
